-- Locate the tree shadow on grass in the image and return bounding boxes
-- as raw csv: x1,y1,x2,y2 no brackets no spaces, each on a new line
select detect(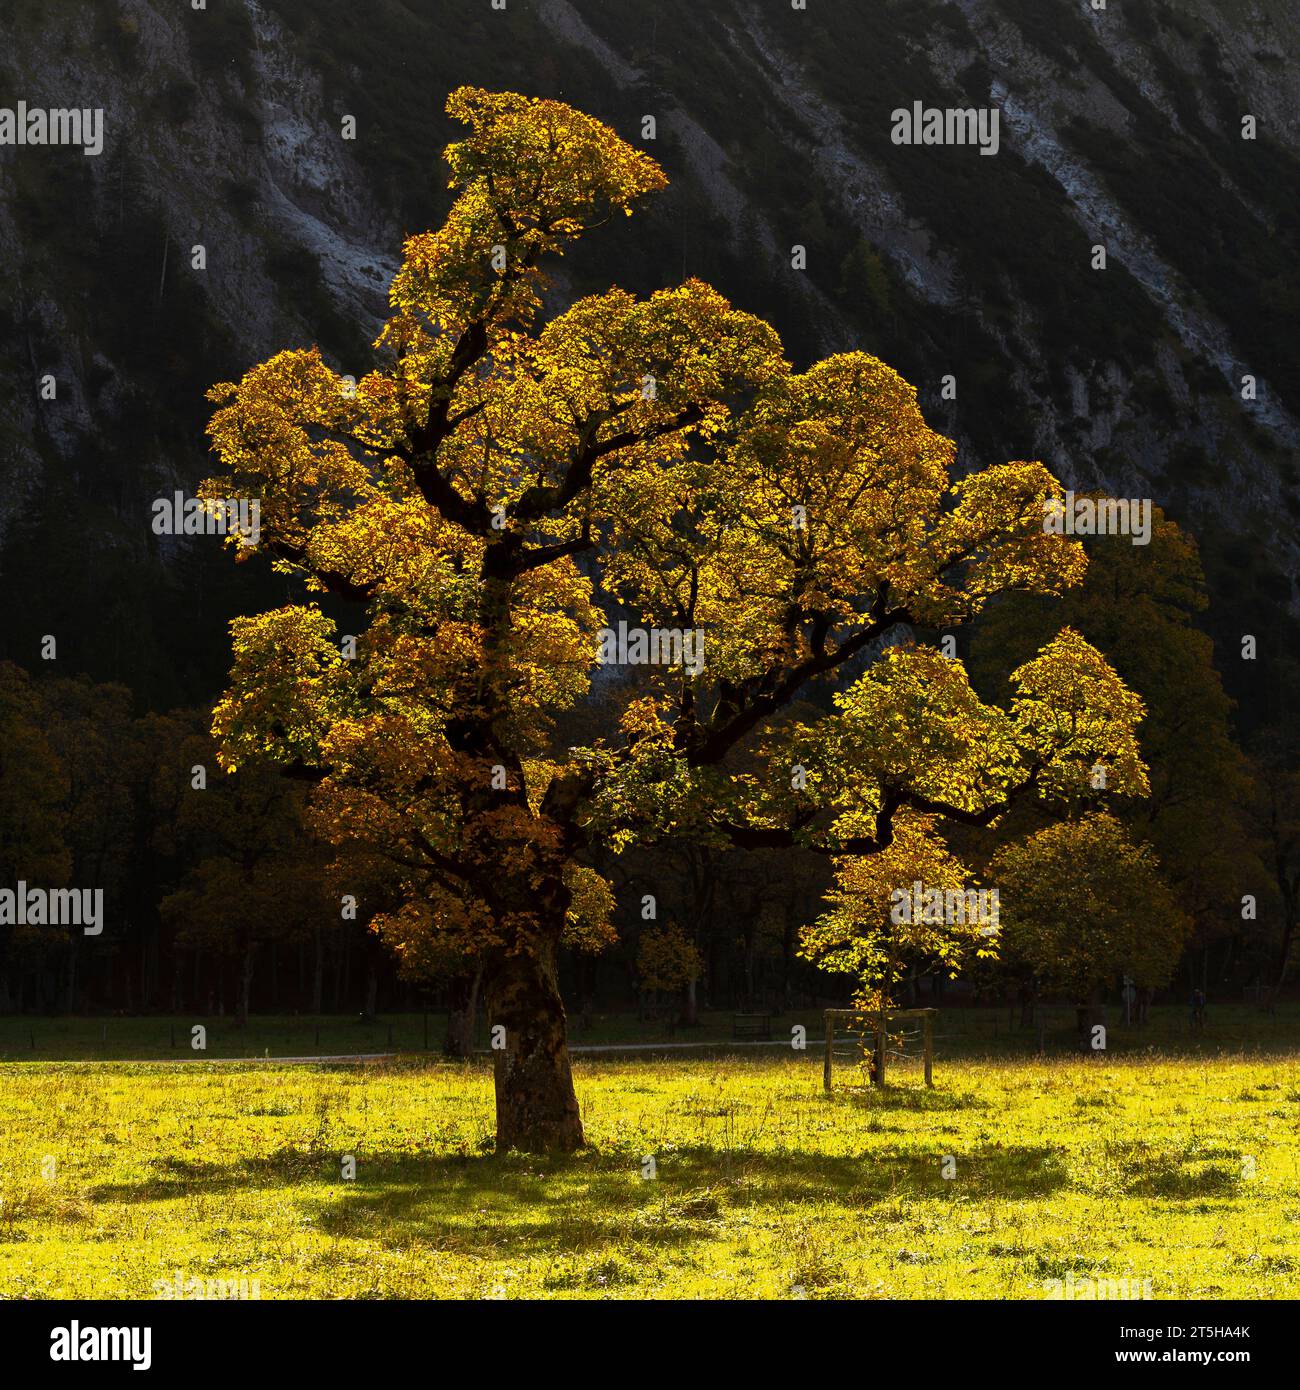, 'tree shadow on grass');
828,1085,988,1112
1123,1161,1242,1199
86,1138,1071,1267
292,1142,1074,1259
